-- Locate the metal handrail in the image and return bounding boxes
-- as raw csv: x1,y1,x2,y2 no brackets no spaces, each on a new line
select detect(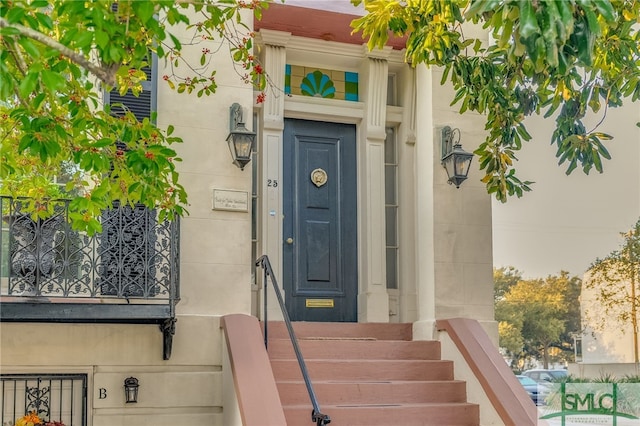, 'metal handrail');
256,255,330,426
